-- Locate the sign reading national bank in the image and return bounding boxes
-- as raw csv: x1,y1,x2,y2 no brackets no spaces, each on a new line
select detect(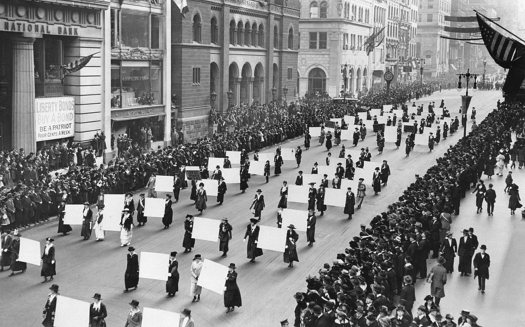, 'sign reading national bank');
2,21,80,35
